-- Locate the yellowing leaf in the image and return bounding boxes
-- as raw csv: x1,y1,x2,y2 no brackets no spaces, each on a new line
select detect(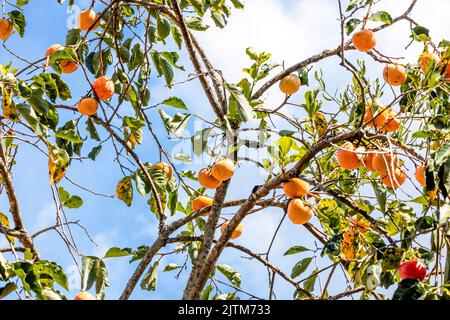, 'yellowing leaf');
48,144,69,185
0,212,14,245
2,88,19,122
116,176,133,207
148,189,167,216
